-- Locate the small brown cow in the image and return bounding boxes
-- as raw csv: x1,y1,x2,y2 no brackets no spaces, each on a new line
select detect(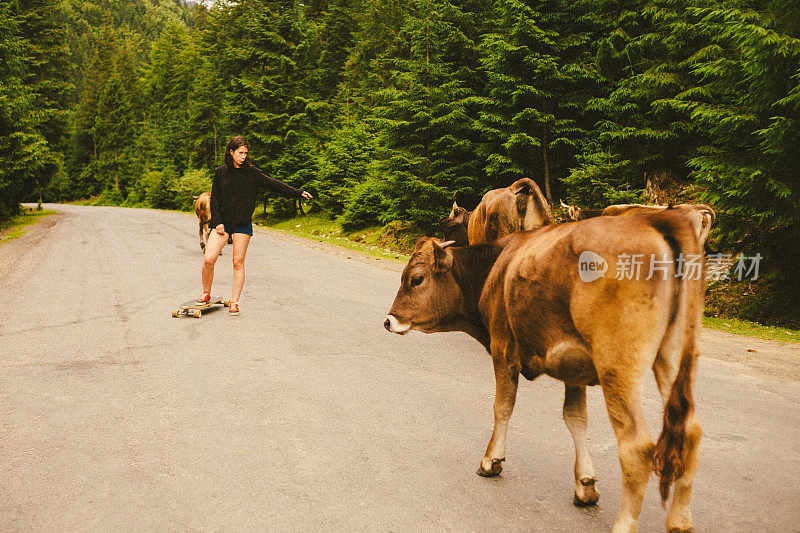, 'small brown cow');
385,205,713,533
560,201,691,222
560,201,716,252
439,178,555,246
193,192,212,251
